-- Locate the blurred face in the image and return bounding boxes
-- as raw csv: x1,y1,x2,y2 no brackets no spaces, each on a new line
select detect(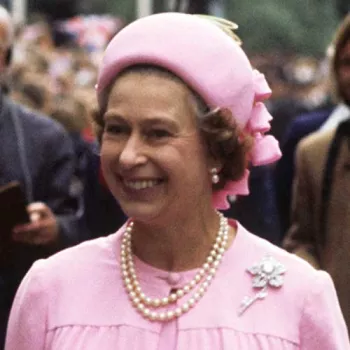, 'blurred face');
337,40,350,104
100,71,213,223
